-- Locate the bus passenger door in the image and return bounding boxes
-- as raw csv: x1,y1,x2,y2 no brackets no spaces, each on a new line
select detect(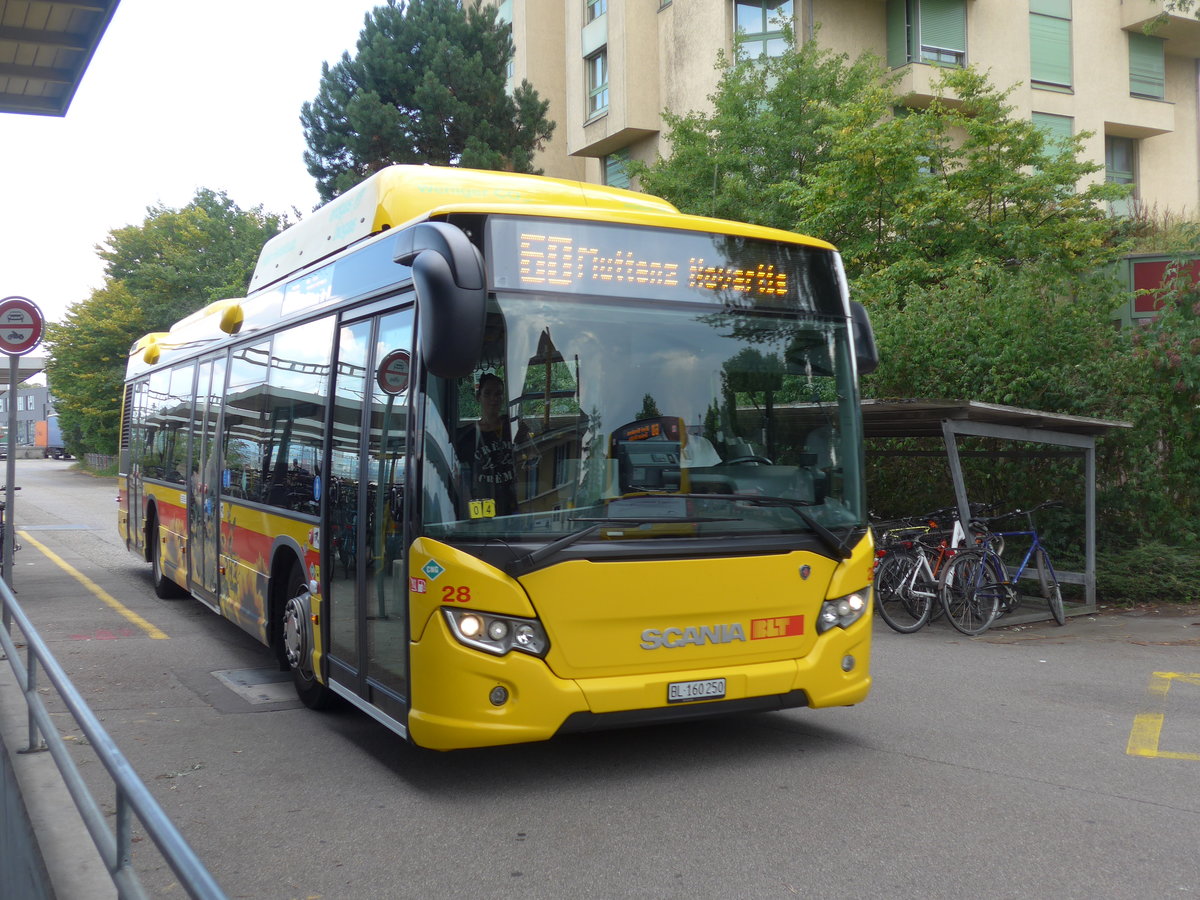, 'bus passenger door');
124,381,145,553
188,357,225,602
326,309,414,716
